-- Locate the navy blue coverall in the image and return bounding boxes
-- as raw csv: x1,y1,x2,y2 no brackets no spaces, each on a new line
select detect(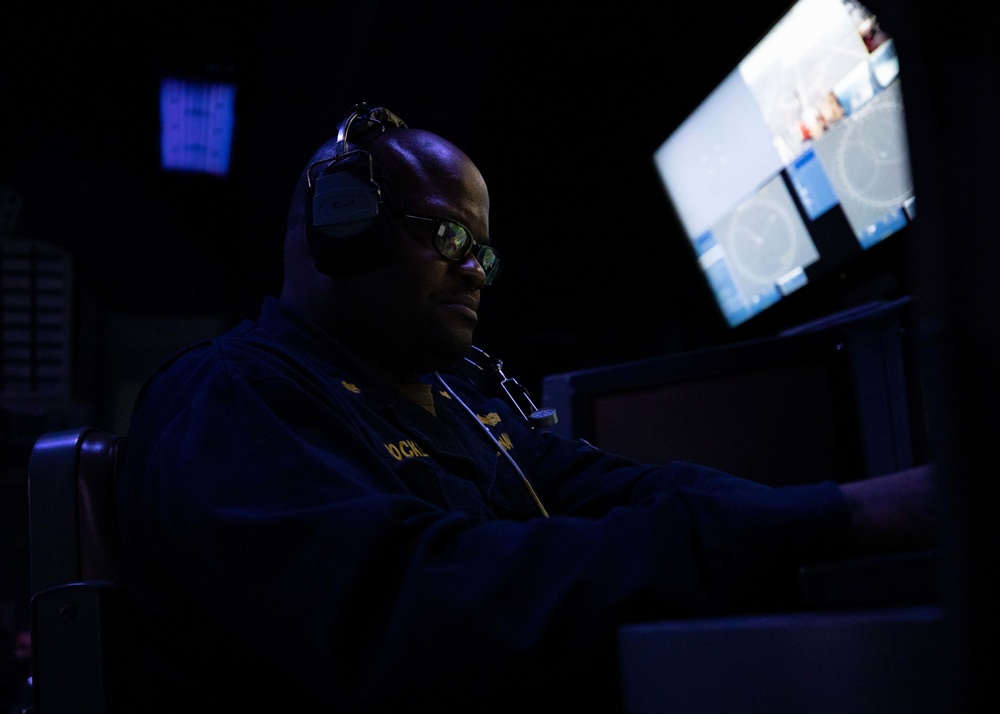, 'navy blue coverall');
117,296,851,712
